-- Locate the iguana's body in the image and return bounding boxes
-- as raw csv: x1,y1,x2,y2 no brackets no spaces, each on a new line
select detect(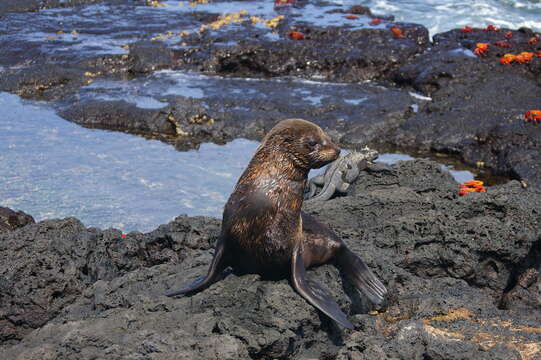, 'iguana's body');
306,148,378,201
